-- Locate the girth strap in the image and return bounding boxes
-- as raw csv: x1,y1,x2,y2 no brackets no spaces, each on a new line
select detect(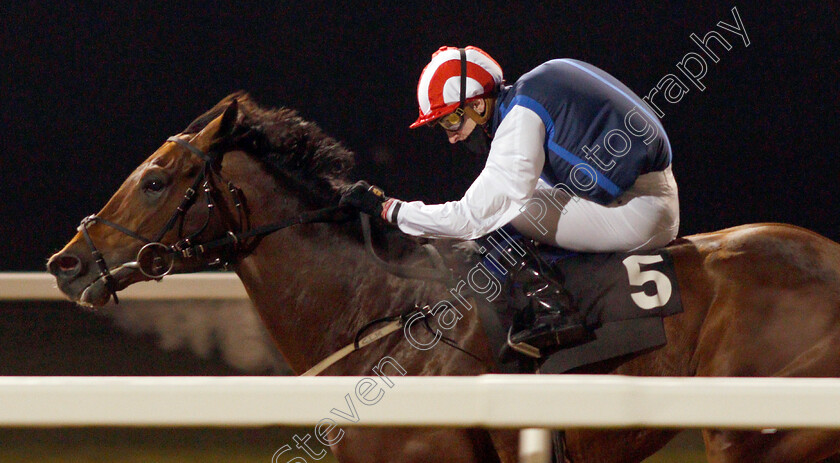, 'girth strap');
301,318,403,377
302,303,486,376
